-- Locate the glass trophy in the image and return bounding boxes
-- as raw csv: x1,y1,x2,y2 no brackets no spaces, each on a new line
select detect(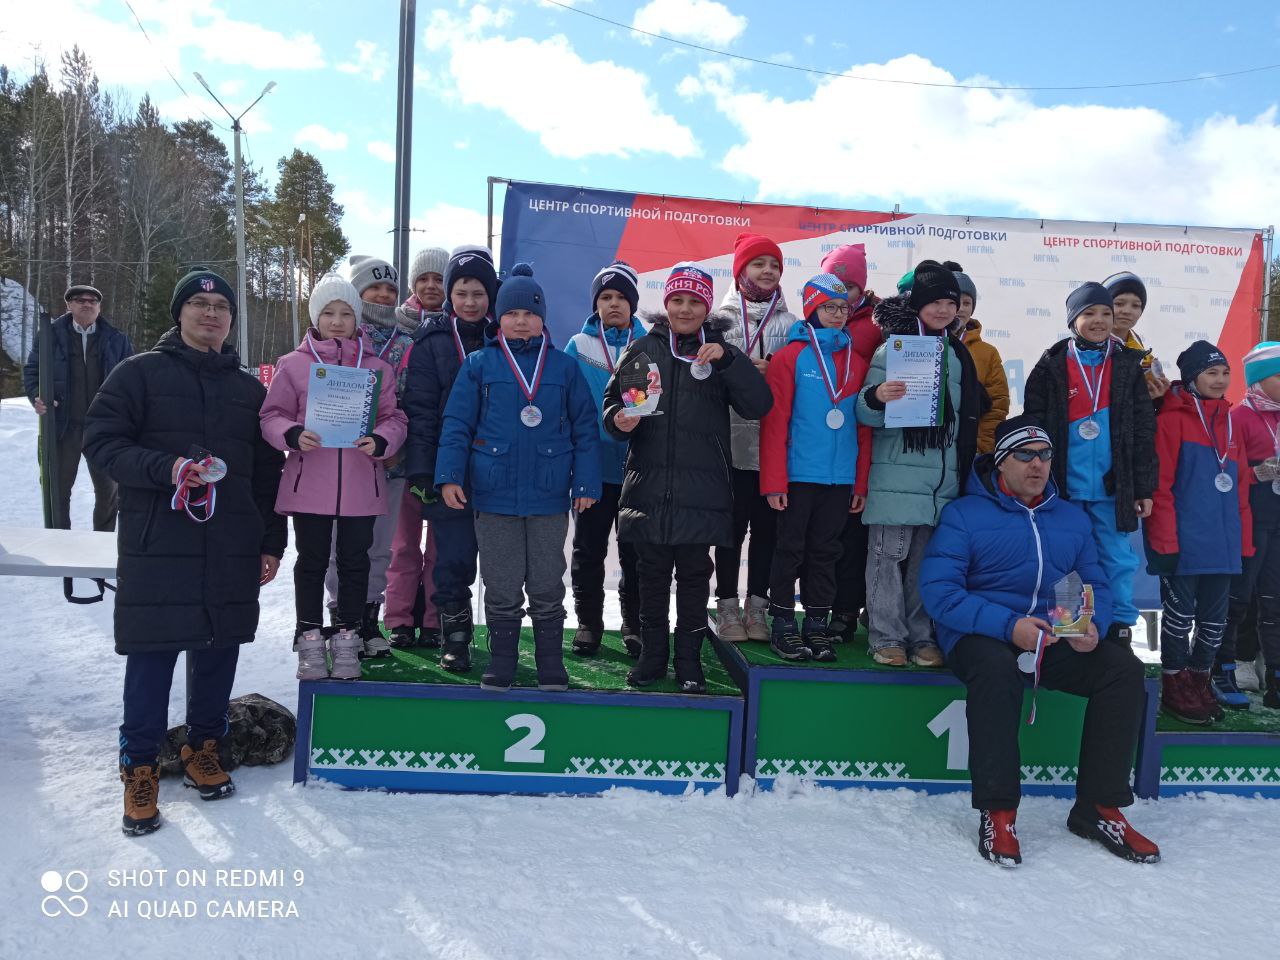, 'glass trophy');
1050,573,1095,638
618,352,664,417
